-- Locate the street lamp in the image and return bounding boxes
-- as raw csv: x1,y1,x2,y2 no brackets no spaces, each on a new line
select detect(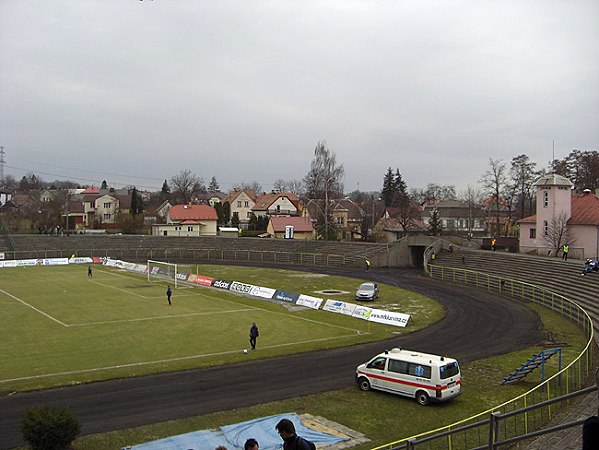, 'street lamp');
372,197,382,227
